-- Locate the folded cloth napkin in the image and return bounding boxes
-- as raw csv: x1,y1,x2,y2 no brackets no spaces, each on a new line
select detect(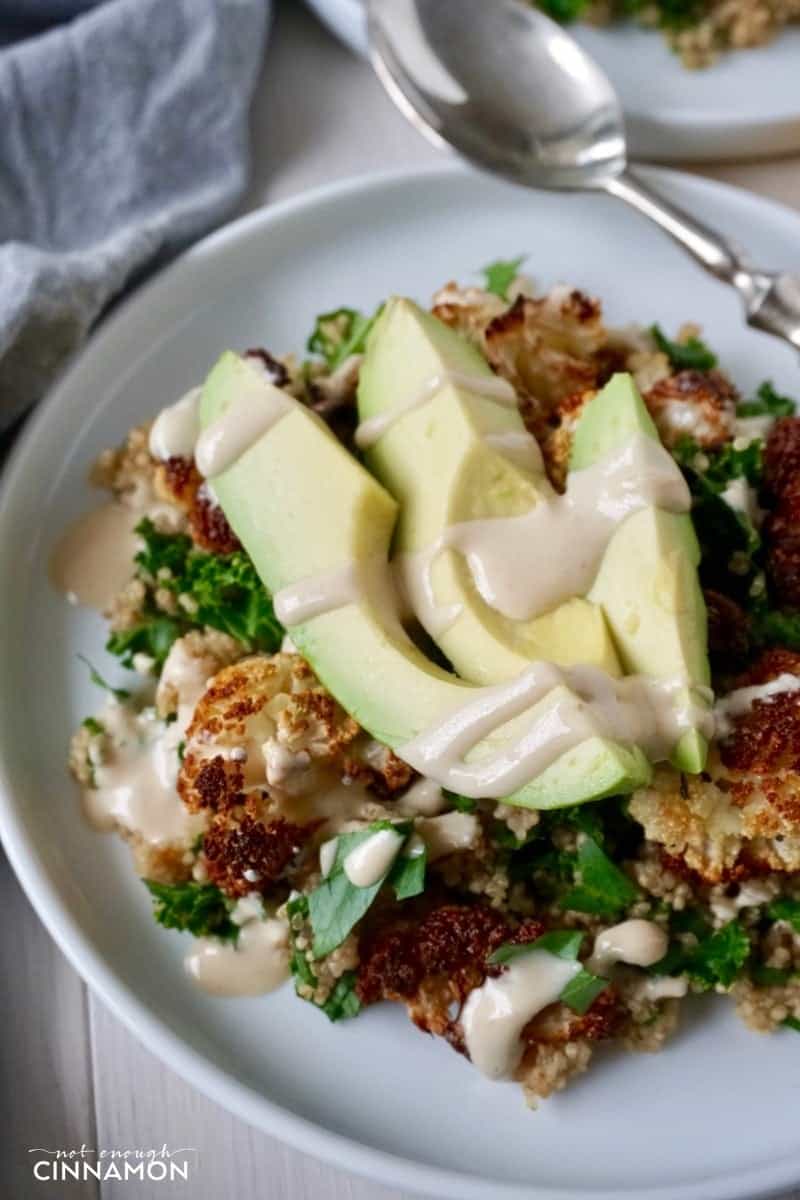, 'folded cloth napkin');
0,0,269,430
